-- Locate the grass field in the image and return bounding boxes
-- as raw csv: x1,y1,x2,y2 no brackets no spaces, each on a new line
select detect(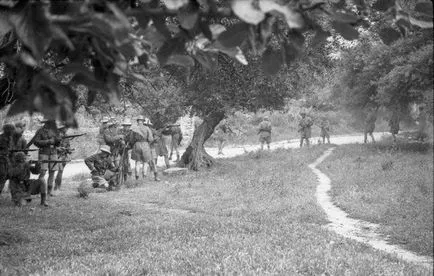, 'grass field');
320,141,433,258
0,145,431,275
